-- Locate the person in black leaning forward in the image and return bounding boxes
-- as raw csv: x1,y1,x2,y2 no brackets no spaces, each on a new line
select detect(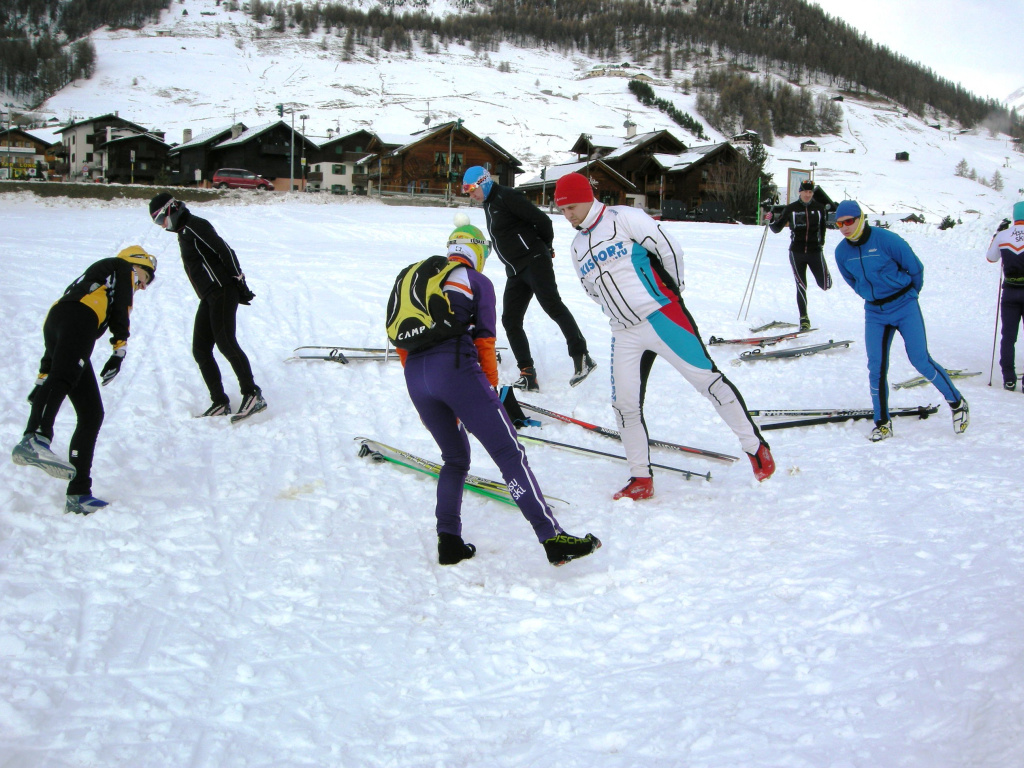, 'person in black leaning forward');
11,246,157,515
461,166,595,392
765,180,832,330
149,193,266,422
